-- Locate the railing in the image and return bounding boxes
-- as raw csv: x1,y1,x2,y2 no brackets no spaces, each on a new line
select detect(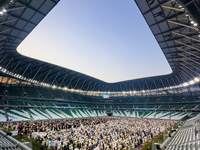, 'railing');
0,130,32,150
